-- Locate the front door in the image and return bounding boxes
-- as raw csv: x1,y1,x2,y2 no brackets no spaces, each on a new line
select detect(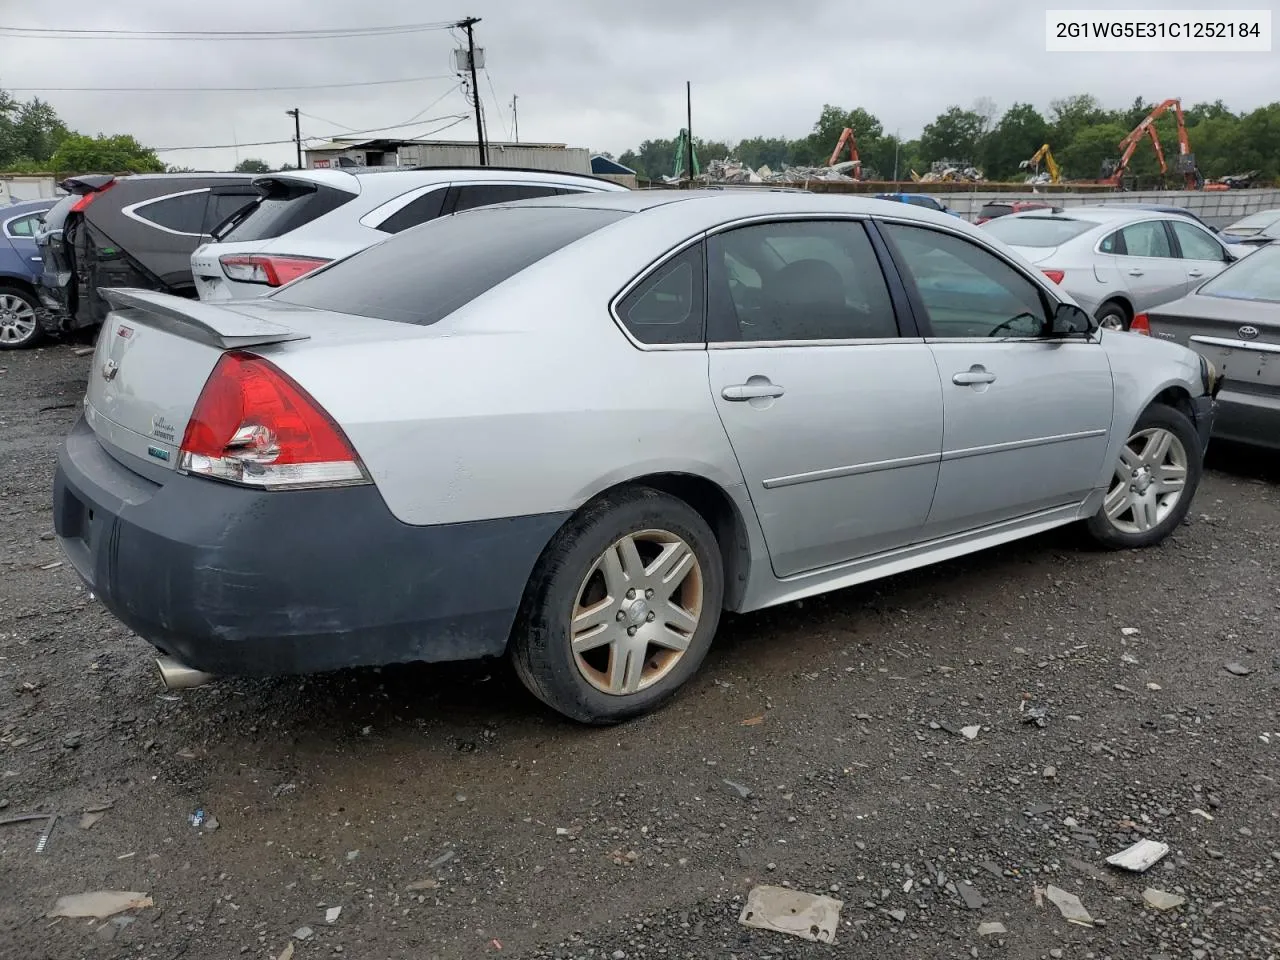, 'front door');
704,218,944,578
1167,218,1233,292
880,221,1113,539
